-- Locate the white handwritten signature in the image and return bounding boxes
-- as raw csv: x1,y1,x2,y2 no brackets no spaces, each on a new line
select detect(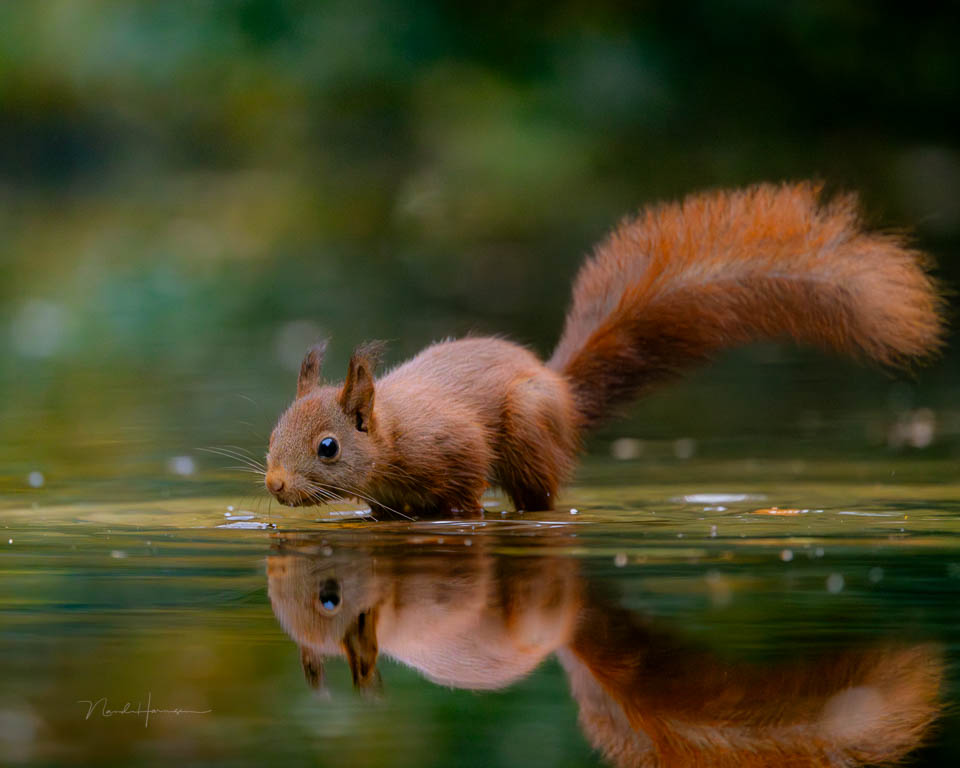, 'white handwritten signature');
77,692,212,728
